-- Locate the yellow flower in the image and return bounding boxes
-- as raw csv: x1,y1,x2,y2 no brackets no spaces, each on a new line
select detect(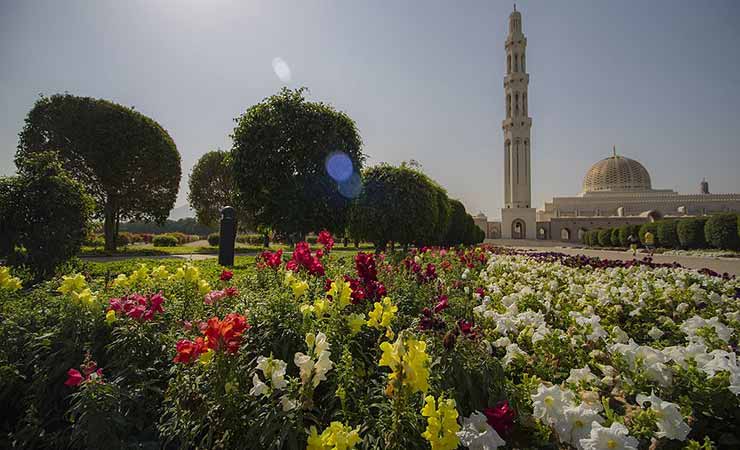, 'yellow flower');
284,270,296,287
379,335,430,396
71,288,97,308
128,263,149,284
105,309,116,324
199,349,214,366
0,267,22,291
151,265,169,280
313,298,329,318
367,297,397,329
292,280,309,299
300,303,315,317
306,422,361,450
183,264,200,283
198,279,211,296
58,274,87,295
421,395,460,450
112,273,129,288
346,313,365,335
328,280,352,309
